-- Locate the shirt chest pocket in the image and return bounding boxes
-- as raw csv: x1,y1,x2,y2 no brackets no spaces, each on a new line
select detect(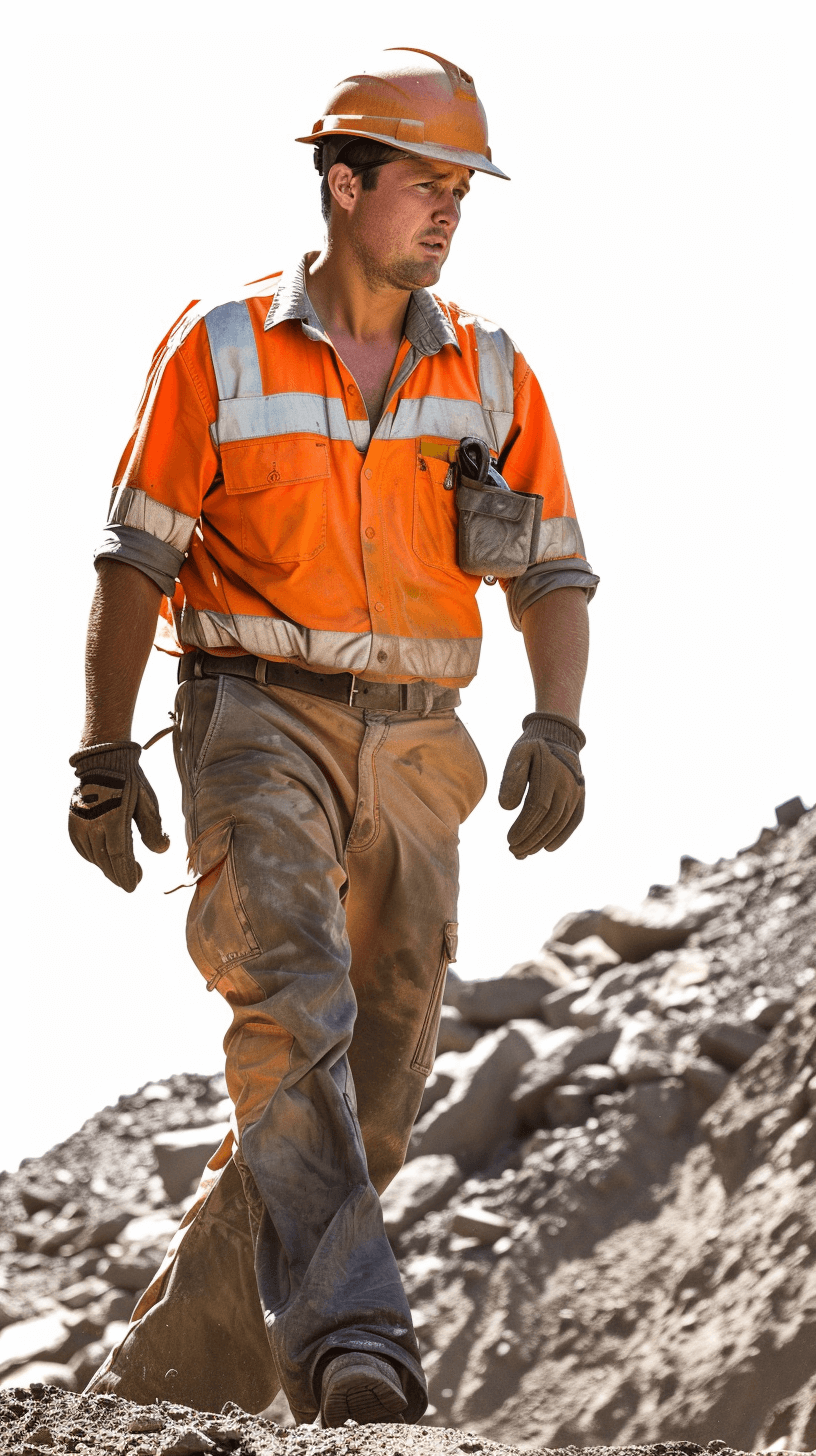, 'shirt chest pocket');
412,445,459,576
221,435,329,563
